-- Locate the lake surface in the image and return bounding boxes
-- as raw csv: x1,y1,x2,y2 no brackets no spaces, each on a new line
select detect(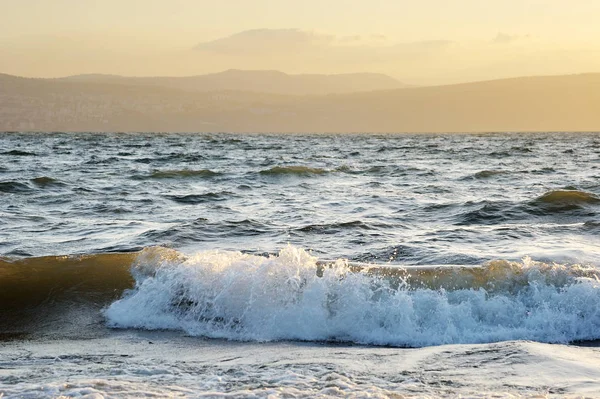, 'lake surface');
2,132,600,398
